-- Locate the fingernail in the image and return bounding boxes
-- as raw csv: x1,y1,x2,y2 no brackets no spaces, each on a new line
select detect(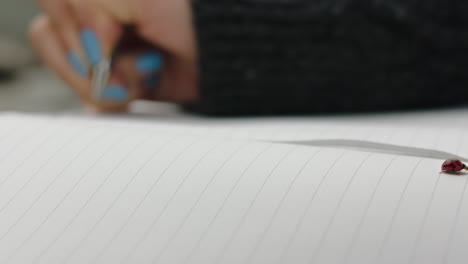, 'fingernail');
136,53,163,74
144,76,159,89
101,84,128,101
67,51,87,77
80,28,102,66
